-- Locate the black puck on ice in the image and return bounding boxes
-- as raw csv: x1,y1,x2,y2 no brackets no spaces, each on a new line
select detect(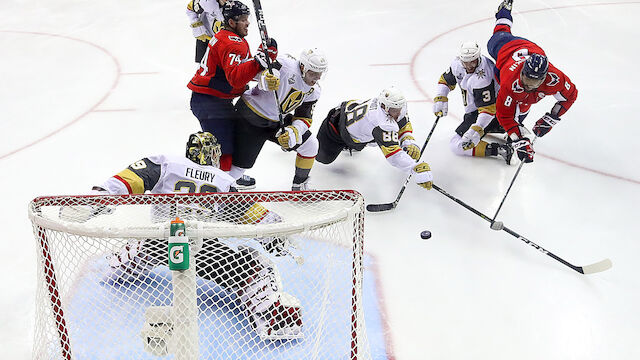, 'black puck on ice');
420,230,432,239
